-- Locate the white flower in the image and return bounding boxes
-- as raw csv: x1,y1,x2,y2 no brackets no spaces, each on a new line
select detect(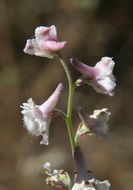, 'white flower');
21,83,63,145
72,179,110,190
